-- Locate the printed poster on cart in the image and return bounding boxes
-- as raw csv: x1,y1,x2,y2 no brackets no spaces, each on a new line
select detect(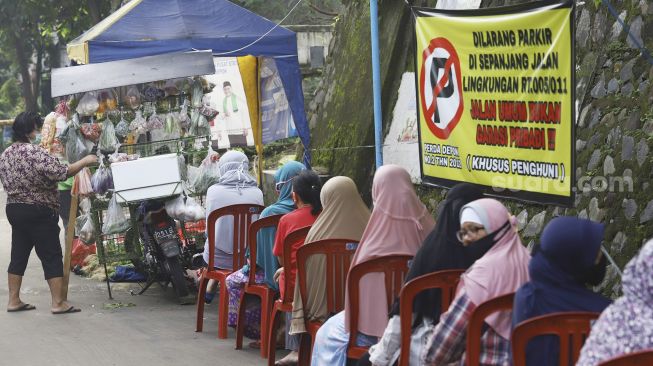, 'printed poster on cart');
413,0,575,205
